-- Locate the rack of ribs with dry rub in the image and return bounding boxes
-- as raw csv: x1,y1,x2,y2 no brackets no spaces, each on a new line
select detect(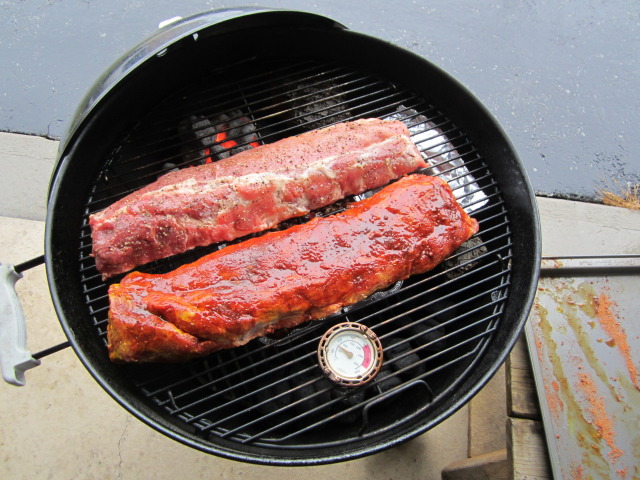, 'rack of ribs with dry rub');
107,175,479,363
90,118,427,278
